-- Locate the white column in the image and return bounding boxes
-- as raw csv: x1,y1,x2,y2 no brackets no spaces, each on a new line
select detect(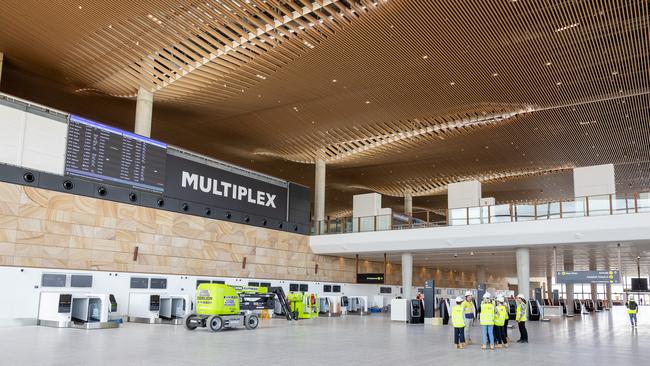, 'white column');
404,189,413,217
402,253,413,300
314,158,326,223
546,275,554,303
134,86,154,137
606,283,612,307
516,248,530,298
